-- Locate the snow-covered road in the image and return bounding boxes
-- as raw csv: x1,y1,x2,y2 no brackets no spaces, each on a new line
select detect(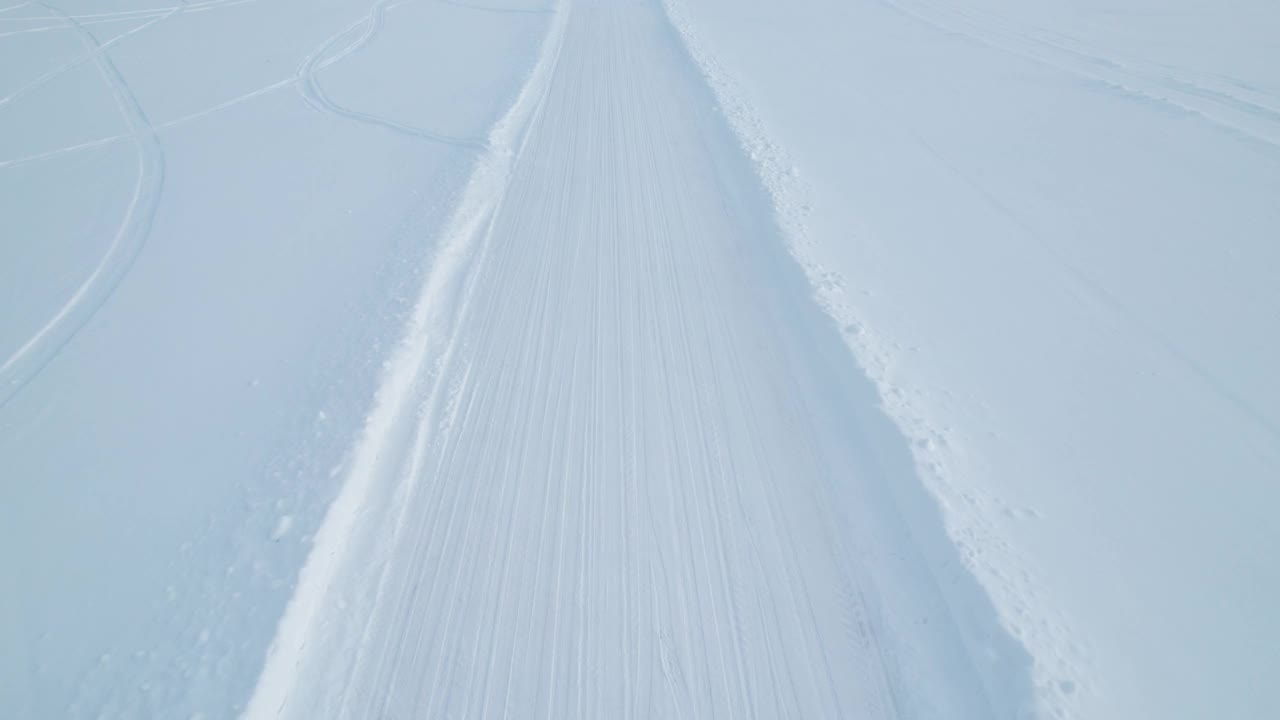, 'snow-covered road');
247,1,1019,717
